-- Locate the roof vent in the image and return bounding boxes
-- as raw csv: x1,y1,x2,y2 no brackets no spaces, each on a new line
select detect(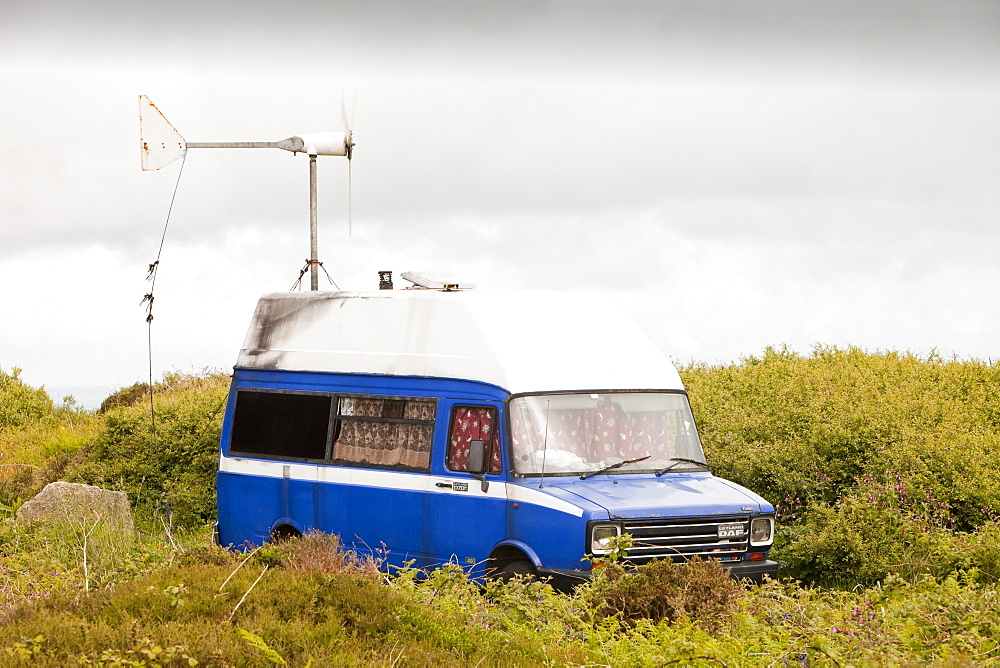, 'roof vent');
400,271,475,291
